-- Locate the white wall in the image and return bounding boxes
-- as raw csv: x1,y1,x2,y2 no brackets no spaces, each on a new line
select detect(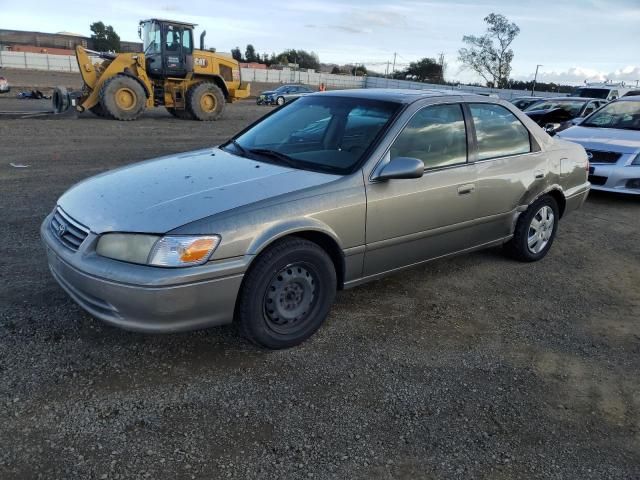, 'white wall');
0,51,562,98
